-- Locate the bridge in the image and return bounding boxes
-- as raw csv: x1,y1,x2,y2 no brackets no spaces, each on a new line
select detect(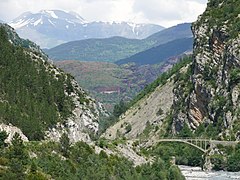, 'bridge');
137,137,239,153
